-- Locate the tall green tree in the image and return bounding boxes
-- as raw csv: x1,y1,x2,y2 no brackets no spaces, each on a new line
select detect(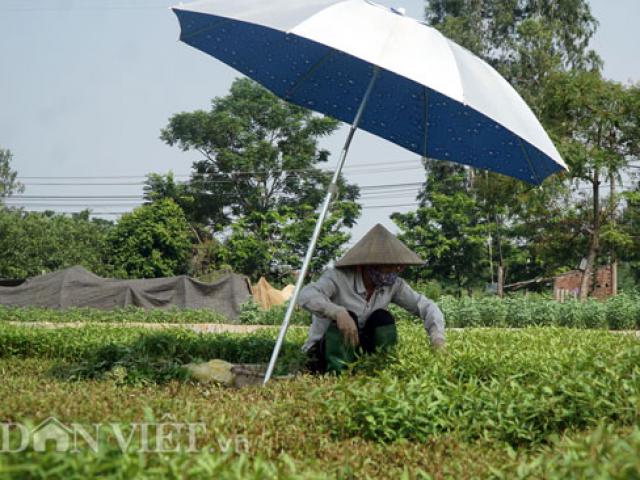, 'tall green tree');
160,78,360,228
393,190,488,295
223,201,359,281
620,188,640,285
541,71,640,298
425,0,601,105
393,161,489,294
411,0,603,288
500,180,583,280
160,78,361,276
0,148,24,199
